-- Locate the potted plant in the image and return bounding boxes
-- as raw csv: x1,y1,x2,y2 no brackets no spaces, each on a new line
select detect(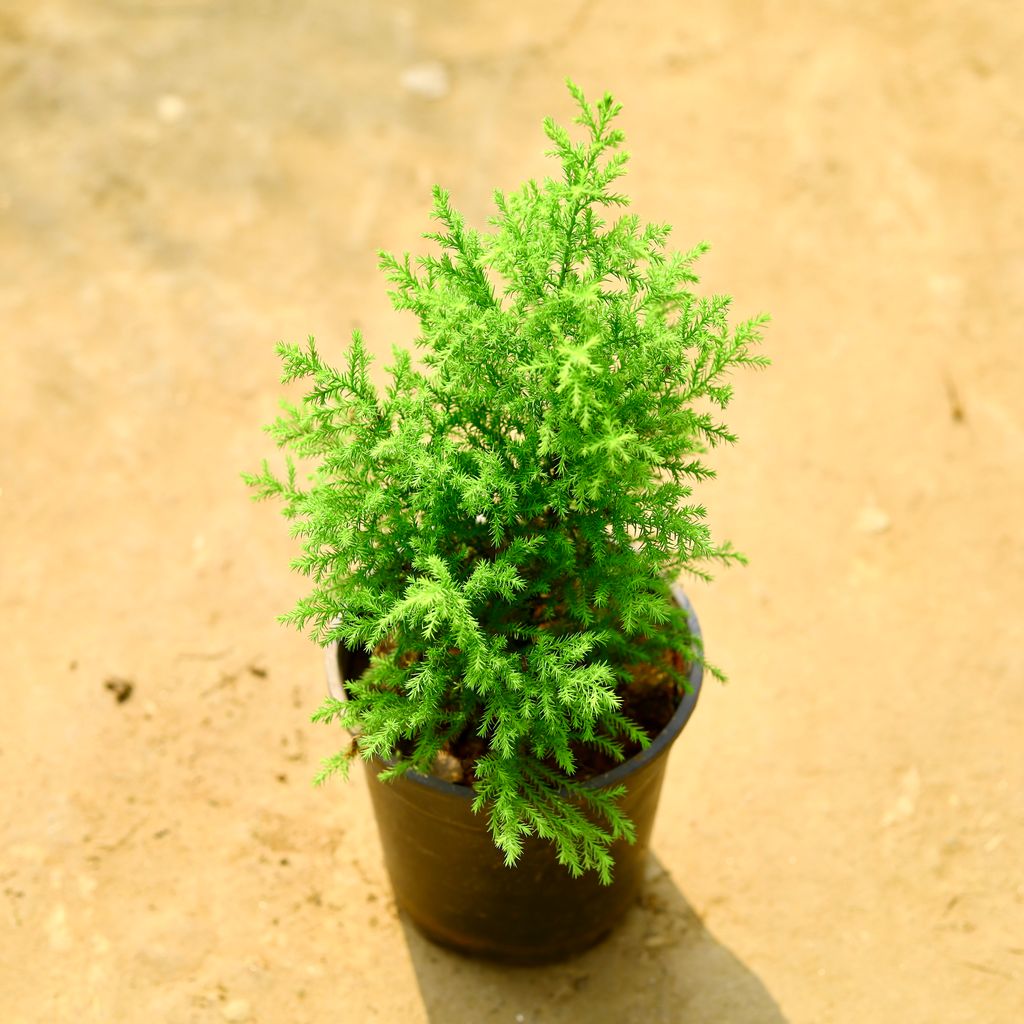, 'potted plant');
246,81,768,963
